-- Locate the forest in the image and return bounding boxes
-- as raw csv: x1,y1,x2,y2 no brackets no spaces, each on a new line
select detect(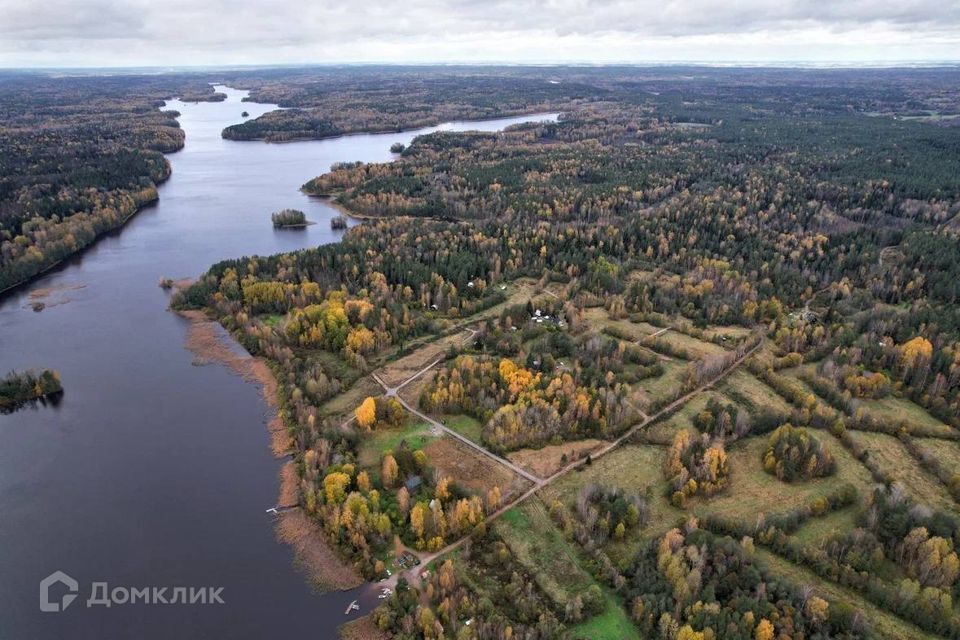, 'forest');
0,72,222,293
160,65,960,639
